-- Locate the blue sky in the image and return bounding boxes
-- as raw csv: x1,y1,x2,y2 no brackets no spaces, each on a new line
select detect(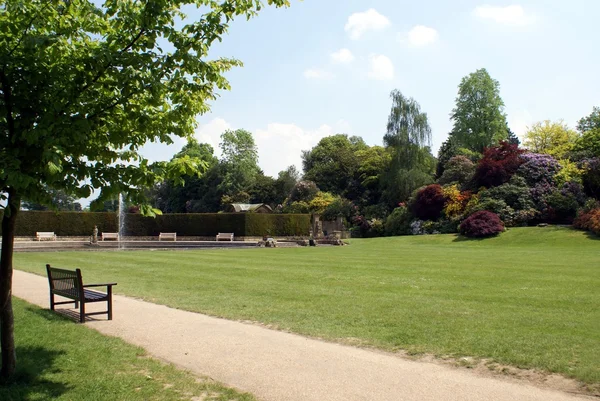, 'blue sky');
144,0,599,180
